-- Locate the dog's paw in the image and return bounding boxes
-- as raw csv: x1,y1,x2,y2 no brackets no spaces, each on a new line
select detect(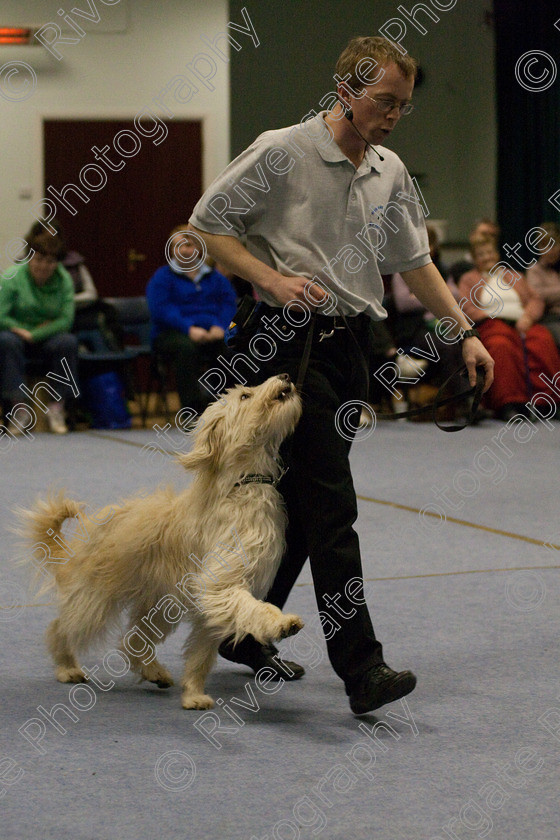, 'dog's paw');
56,666,87,683
278,614,304,639
142,662,174,689
181,692,215,710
